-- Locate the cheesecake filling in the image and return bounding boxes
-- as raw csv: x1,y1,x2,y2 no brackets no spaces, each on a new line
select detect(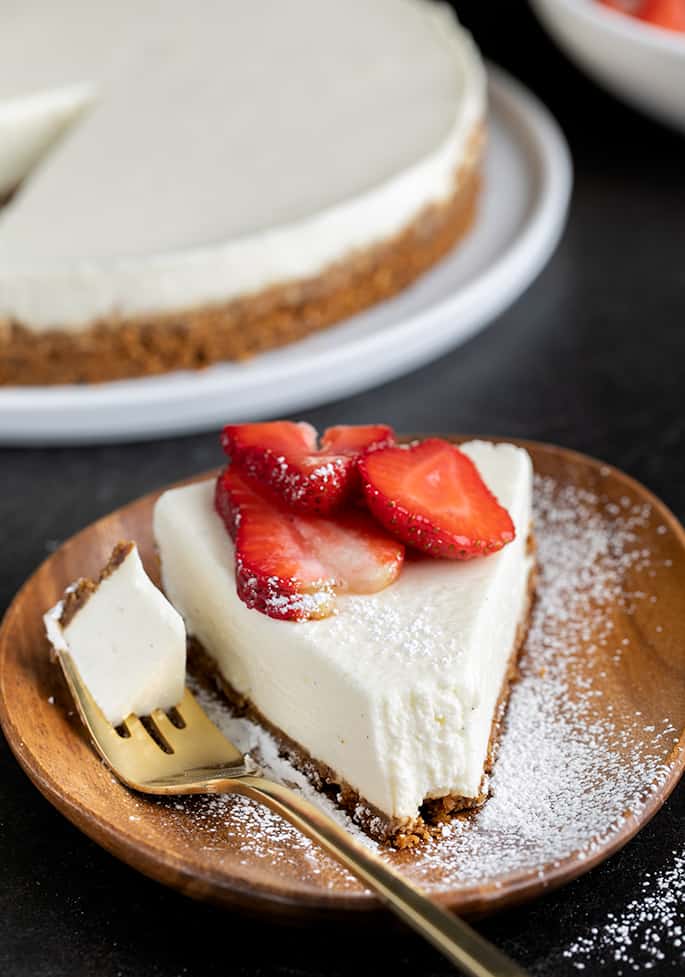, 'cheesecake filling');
153,441,534,826
44,541,186,725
